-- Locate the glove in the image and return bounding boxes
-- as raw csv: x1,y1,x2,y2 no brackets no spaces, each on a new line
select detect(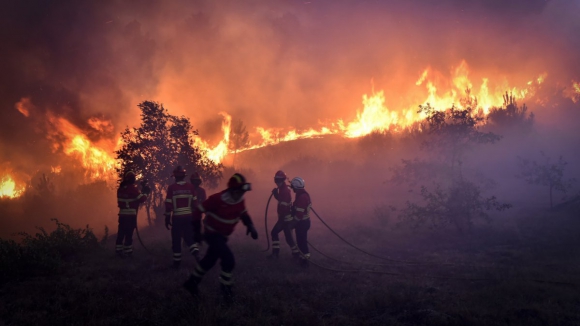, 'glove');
246,224,258,240
164,213,172,230
271,188,278,199
142,185,151,195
